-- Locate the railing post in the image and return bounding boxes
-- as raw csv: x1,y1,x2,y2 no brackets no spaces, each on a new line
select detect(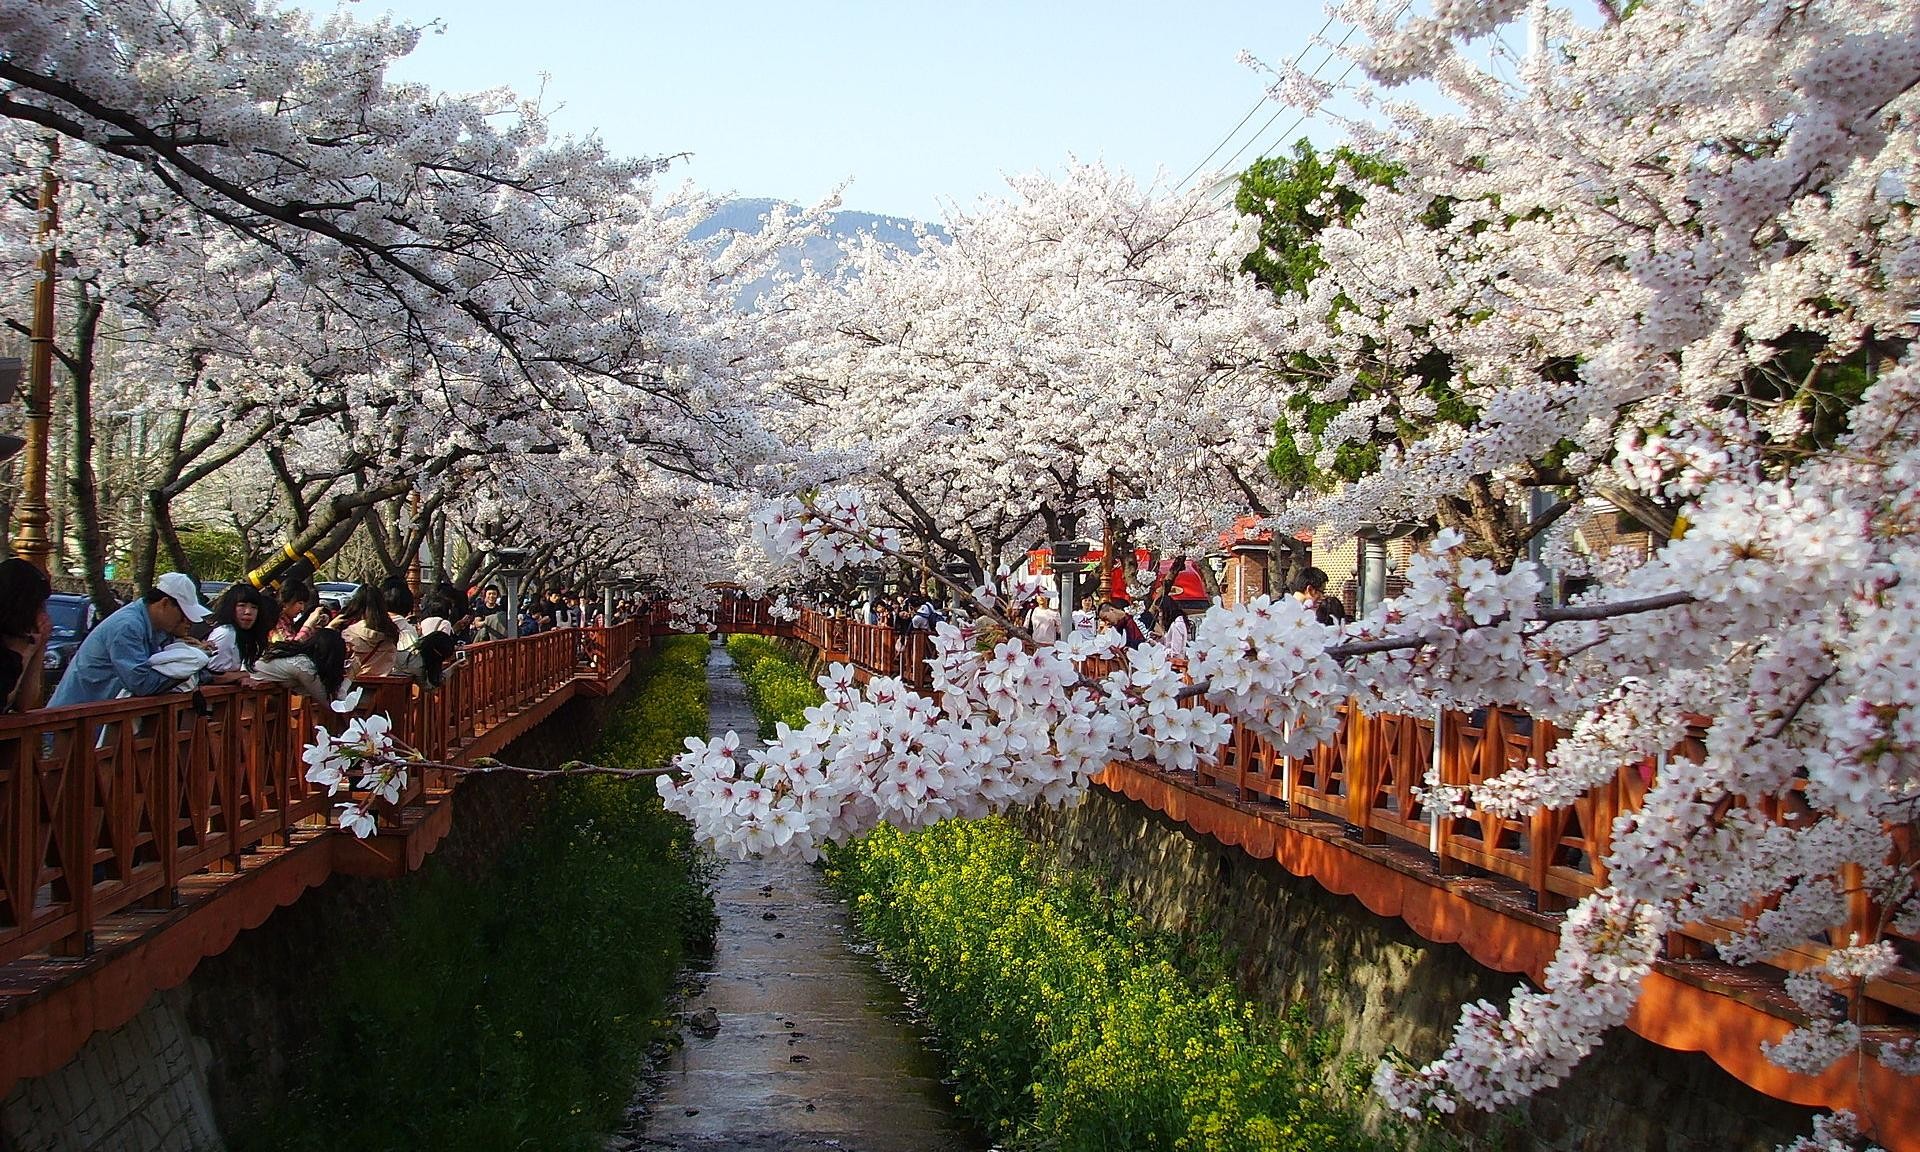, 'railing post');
1428,704,1445,857
9,734,38,933
1280,723,1293,810
55,719,94,956
149,701,178,907
1348,707,1376,837
1435,710,1464,876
